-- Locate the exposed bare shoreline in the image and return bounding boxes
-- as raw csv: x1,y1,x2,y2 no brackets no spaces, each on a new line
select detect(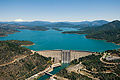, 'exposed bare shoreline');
21,43,35,47
62,32,120,45
0,31,20,37
0,35,7,37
